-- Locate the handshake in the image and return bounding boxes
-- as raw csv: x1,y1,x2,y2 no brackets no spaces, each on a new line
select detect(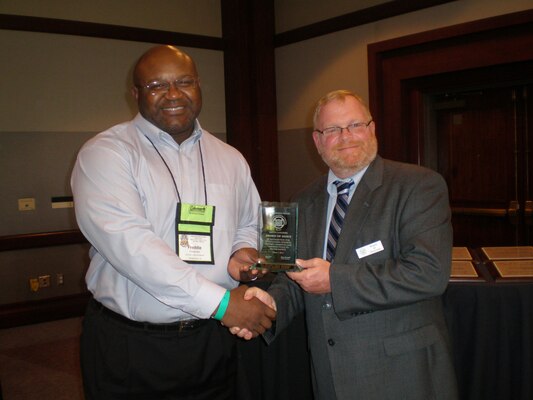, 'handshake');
223,247,331,340
222,247,331,340
219,285,276,341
